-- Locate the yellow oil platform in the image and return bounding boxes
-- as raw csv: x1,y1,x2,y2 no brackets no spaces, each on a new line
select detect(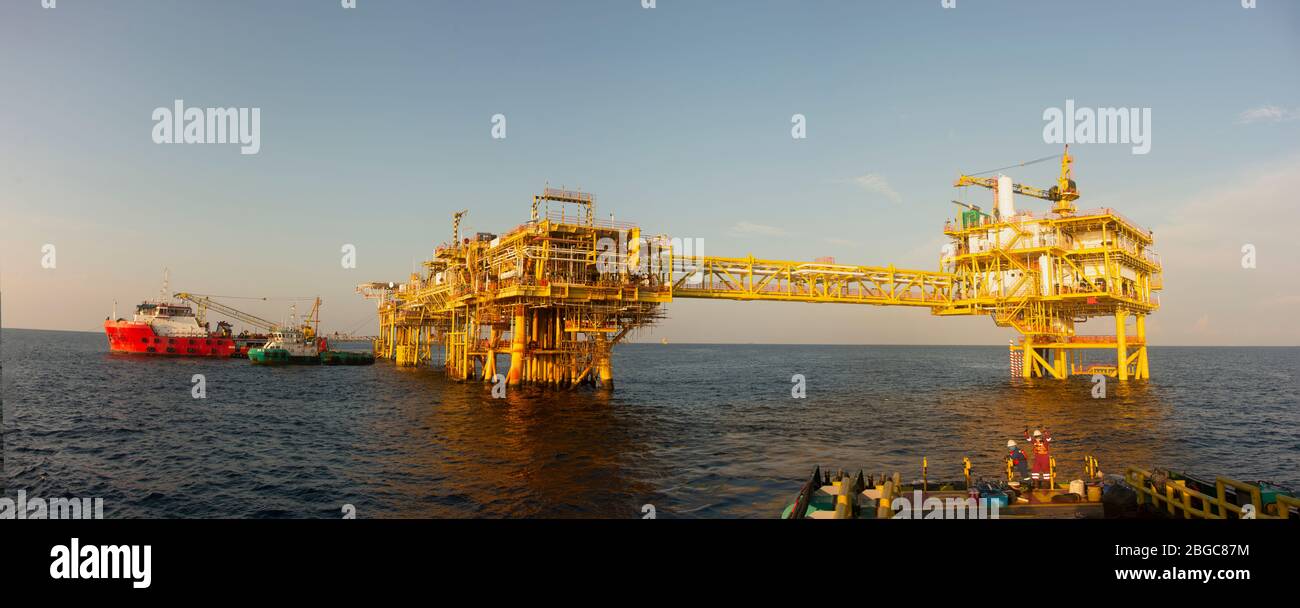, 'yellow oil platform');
359,147,1161,388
